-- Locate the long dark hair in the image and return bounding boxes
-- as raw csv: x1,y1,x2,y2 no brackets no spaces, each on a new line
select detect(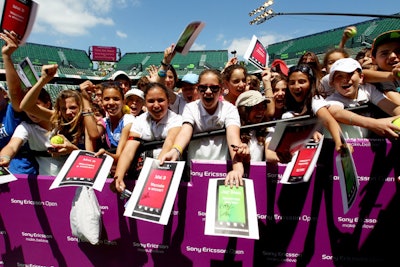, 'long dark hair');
297,51,324,80
286,64,318,116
